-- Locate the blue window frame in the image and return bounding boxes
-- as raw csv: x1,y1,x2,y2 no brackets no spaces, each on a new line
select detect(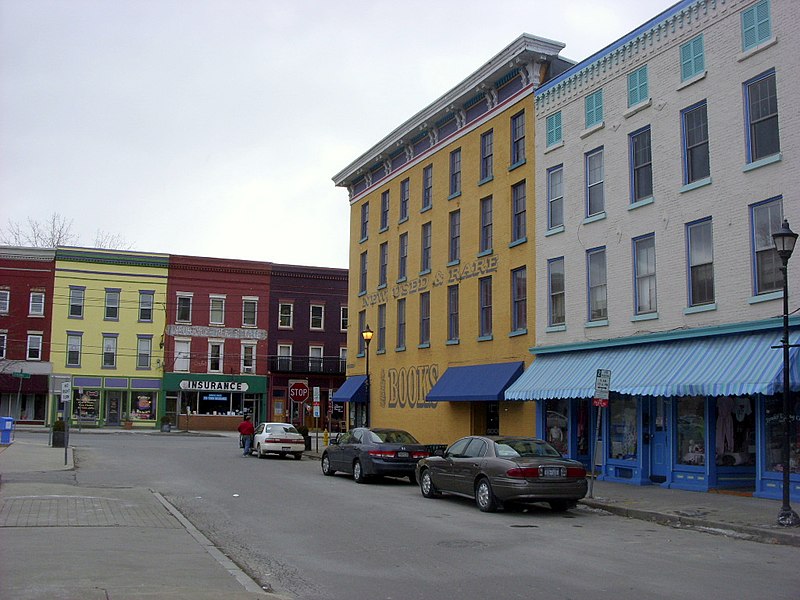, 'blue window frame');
419,291,430,346
511,267,527,333
377,304,386,353
627,65,648,107
480,130,493,181
633,234,656,315
680,35,704,81
511,180,526,243
751,197,783,295
744,70,780,163
400,178,409,221
379,242,388,287
548,257,565,327
585,90,603,128
420,222,432,273
449,148,461,197
449,210,460,263
359,251,368,294
480,196,493,253
422,165,433,210
741,0,771,51
547,165,564,229
629,126,653,202
360,201,369,241
681,101,710,184
398,232,408,281
358,310,366,355
479,276,492,338
686,218,714,307
447,285,459,342
545,111,562,147
380,191,389,231
587,247,607,322
511,111,526,165
396,298,406,350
